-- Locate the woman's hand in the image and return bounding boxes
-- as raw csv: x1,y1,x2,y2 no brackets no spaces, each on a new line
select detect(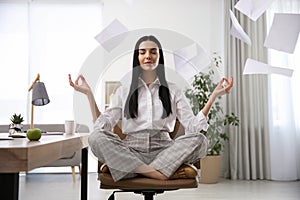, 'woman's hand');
68,74,101,121
211,76,234,100
68,74,91,95
201,76,234,117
